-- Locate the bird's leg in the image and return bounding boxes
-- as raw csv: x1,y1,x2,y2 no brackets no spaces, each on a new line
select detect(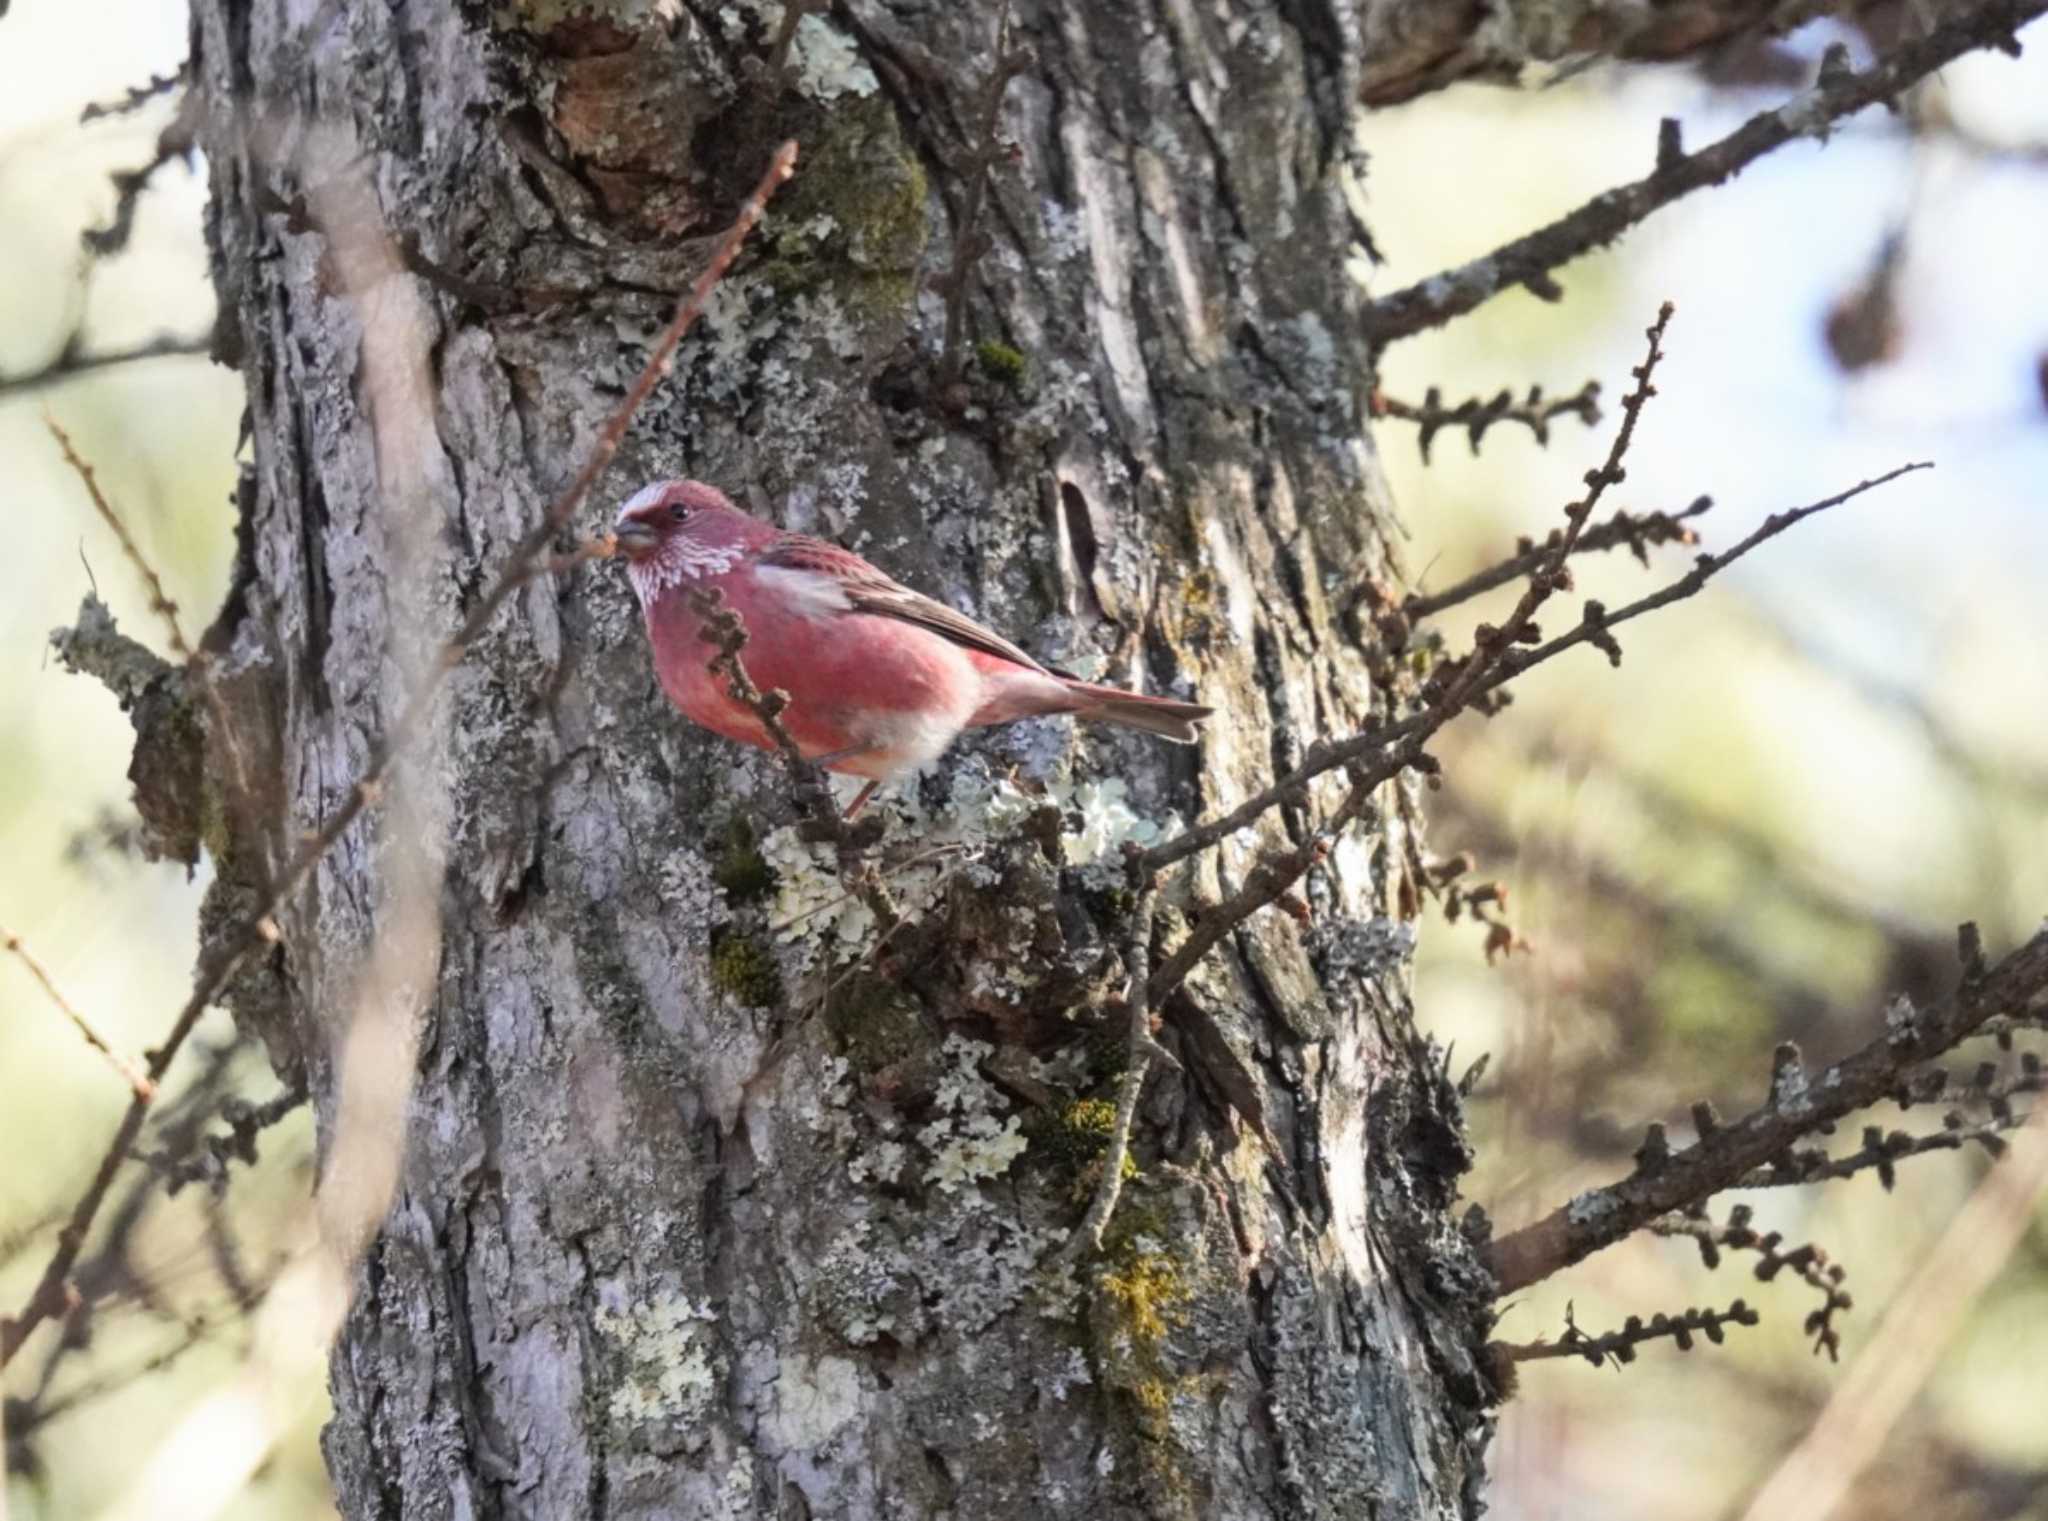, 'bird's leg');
803,745,883,819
